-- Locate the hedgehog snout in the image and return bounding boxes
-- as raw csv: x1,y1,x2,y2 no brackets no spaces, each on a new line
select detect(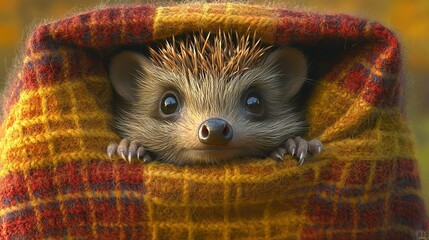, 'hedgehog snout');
198,118,233,145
